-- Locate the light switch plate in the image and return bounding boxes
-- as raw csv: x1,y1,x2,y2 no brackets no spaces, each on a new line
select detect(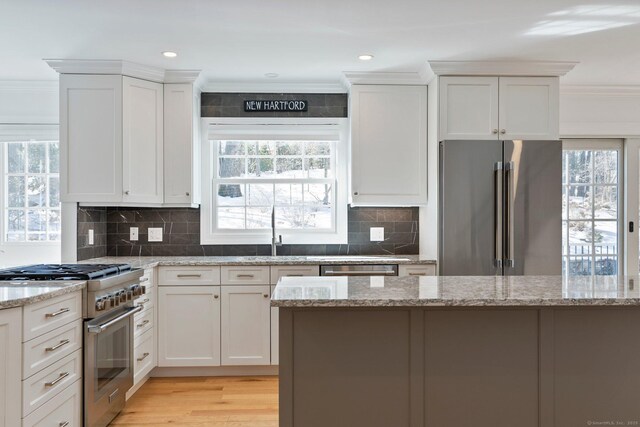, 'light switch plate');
148,227,163,242
130,227,139,241
88,229,94,245
370,227,385,242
